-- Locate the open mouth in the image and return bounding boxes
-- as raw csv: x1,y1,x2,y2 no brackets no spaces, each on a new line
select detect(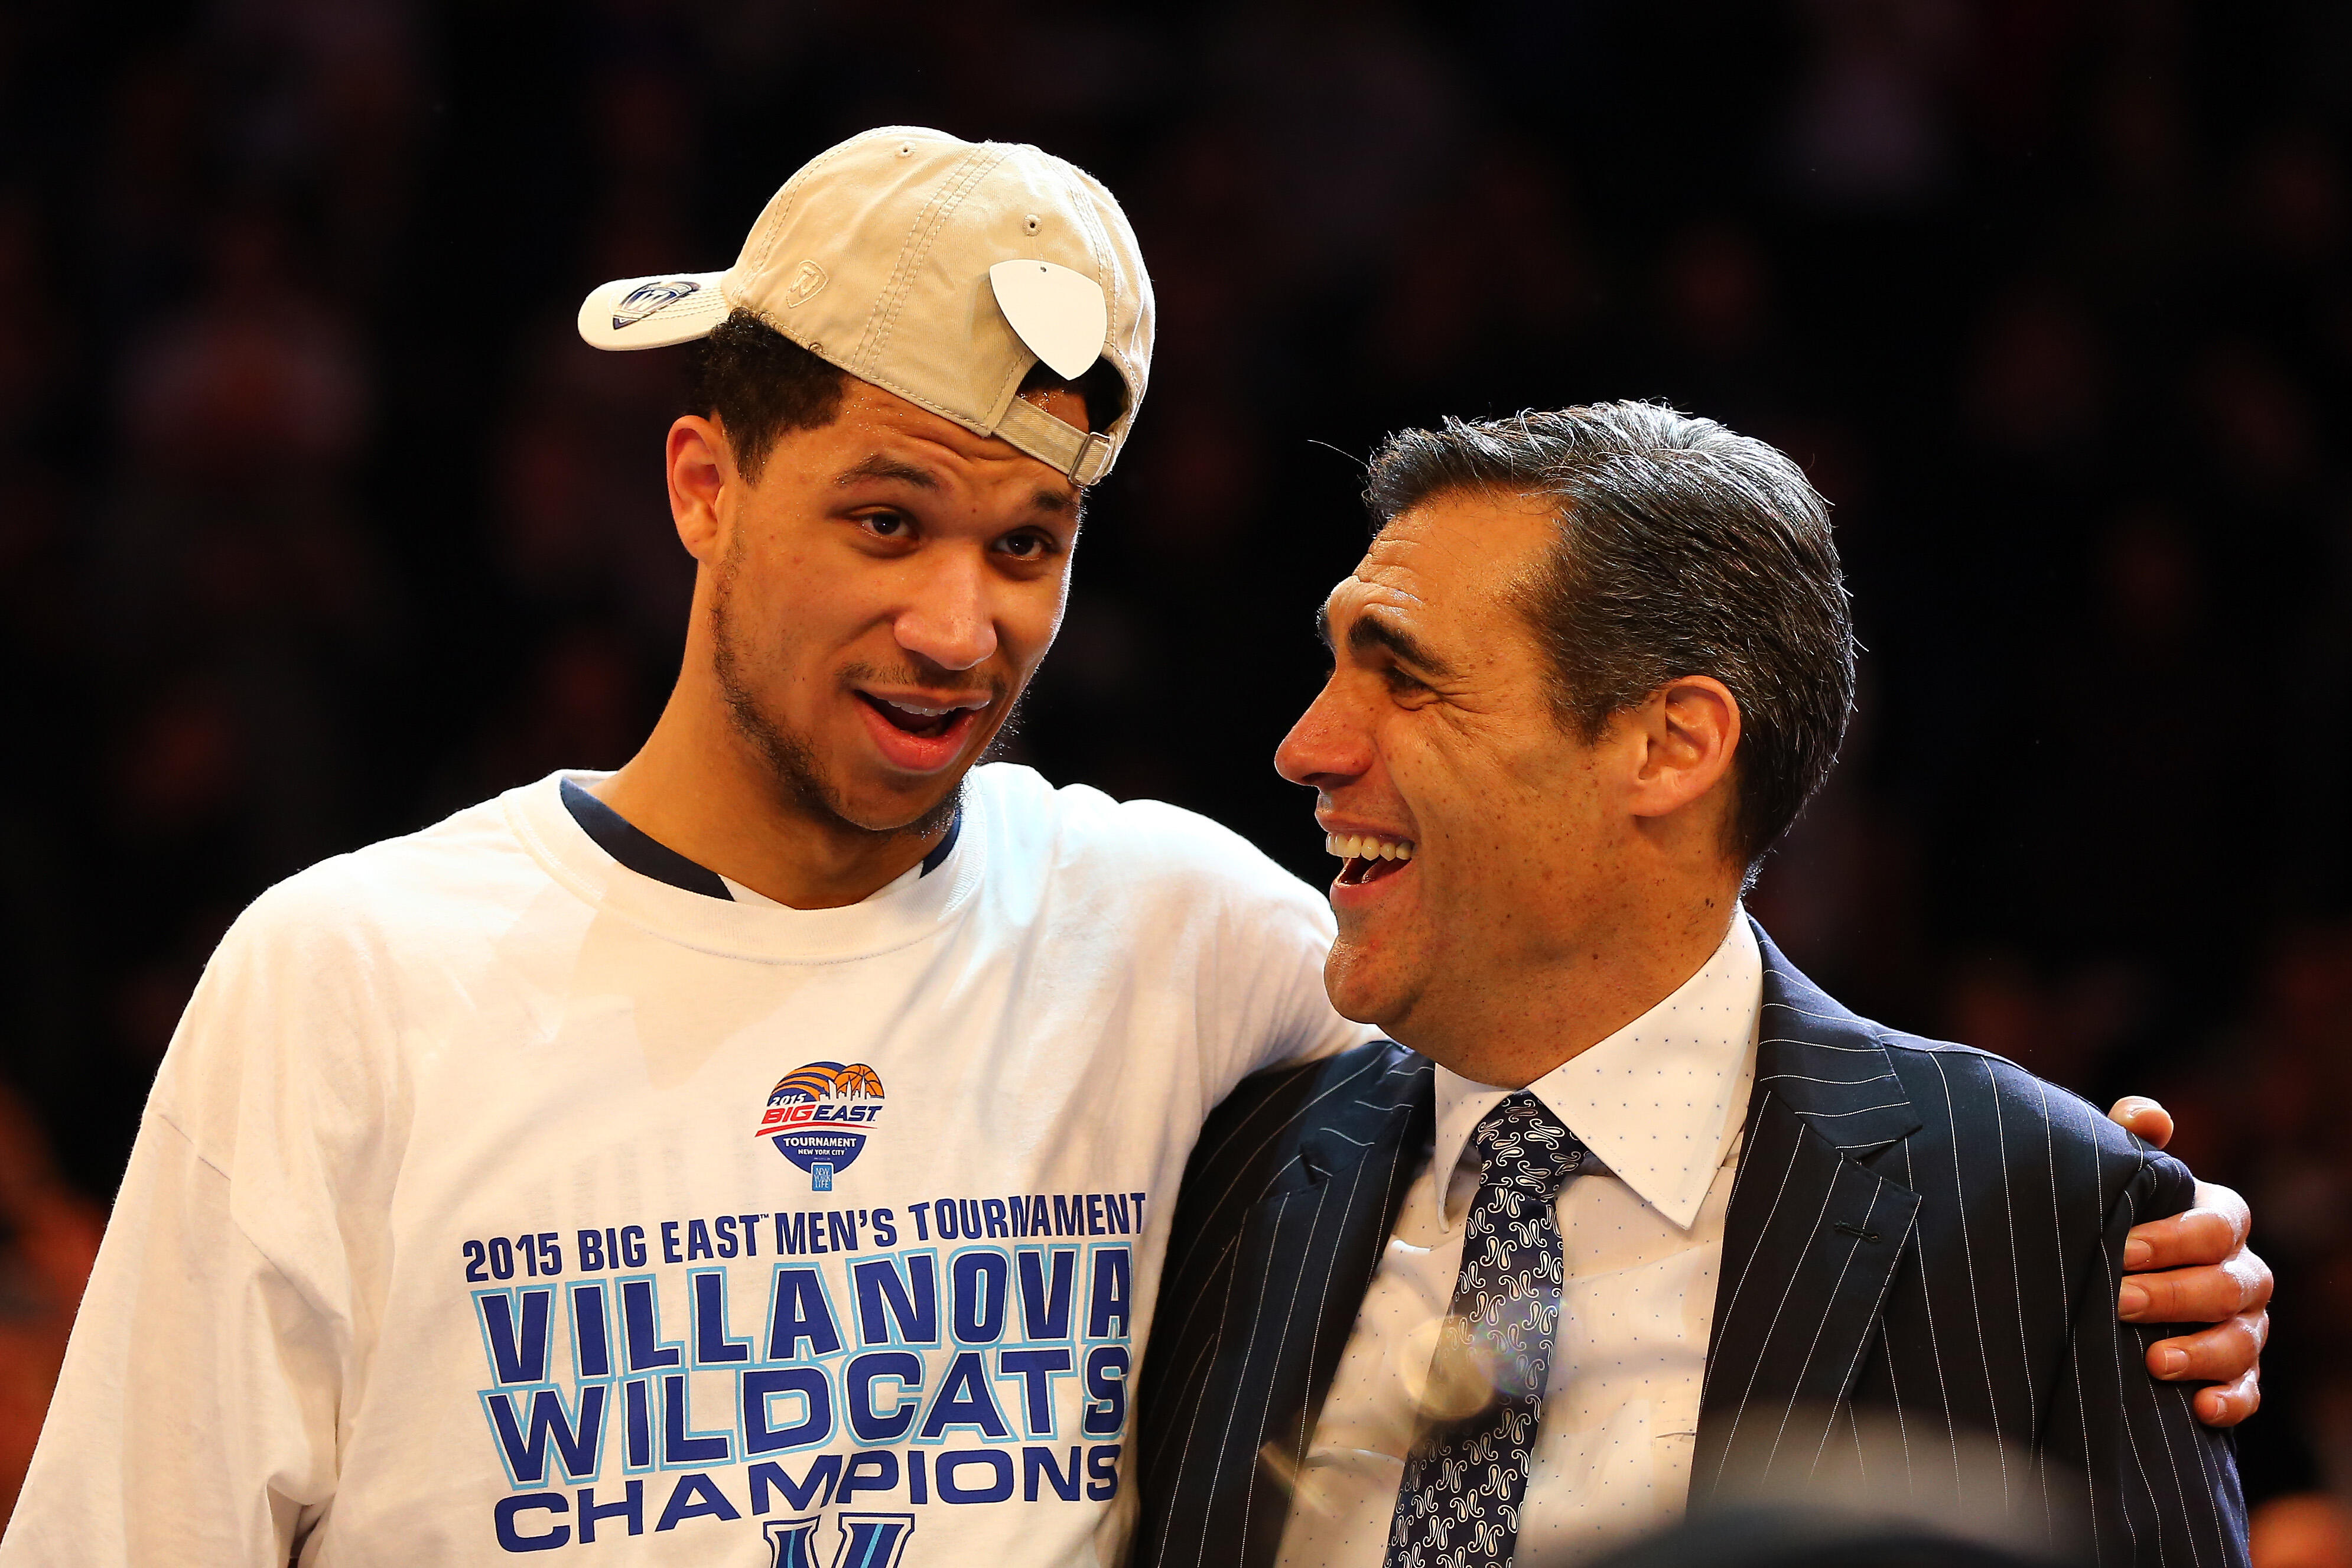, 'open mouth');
1329,831,1414,887
856,692,986,741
